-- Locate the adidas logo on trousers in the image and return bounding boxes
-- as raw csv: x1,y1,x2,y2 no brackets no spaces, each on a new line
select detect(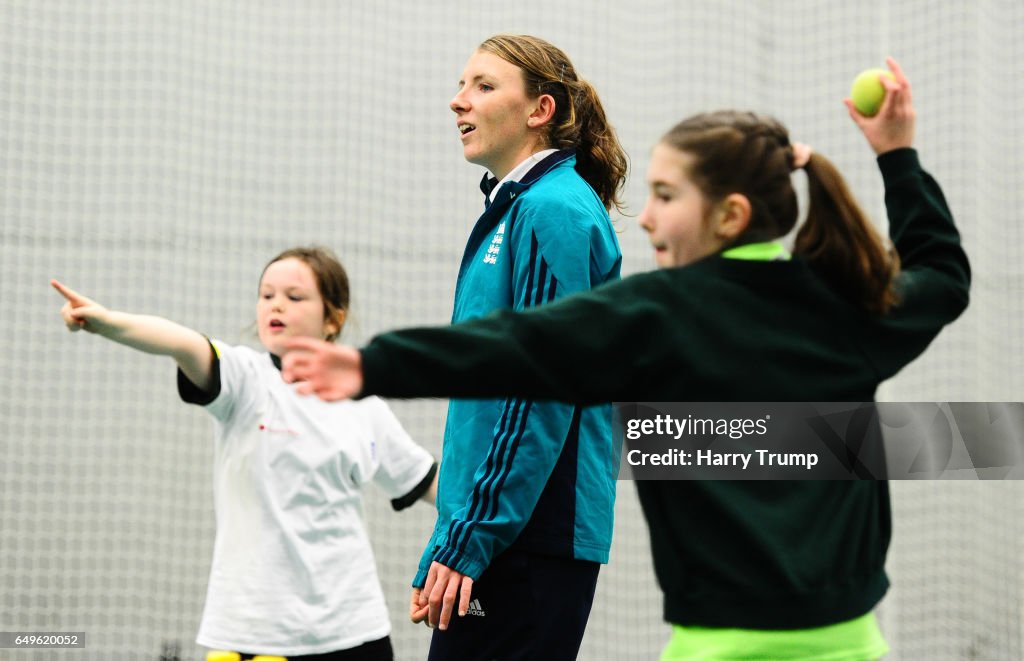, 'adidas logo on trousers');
466,599,486,616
